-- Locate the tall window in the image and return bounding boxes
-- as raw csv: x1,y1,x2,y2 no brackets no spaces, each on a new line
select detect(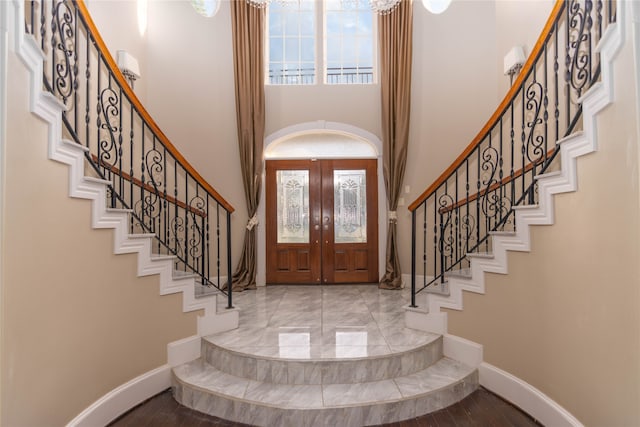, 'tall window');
266,0,375,85
268,1,316,85
325,0,374,84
